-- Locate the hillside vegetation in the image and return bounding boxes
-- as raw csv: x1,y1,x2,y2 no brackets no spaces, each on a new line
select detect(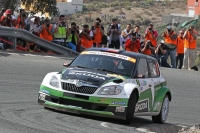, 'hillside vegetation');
64,0,200,47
